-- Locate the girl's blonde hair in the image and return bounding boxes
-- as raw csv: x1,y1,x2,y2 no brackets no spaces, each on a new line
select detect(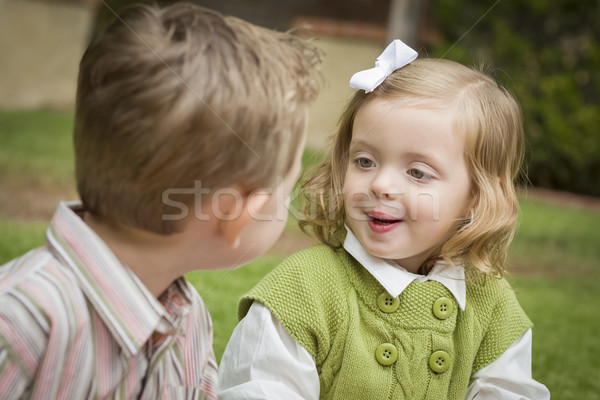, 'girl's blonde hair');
301,58,524,276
